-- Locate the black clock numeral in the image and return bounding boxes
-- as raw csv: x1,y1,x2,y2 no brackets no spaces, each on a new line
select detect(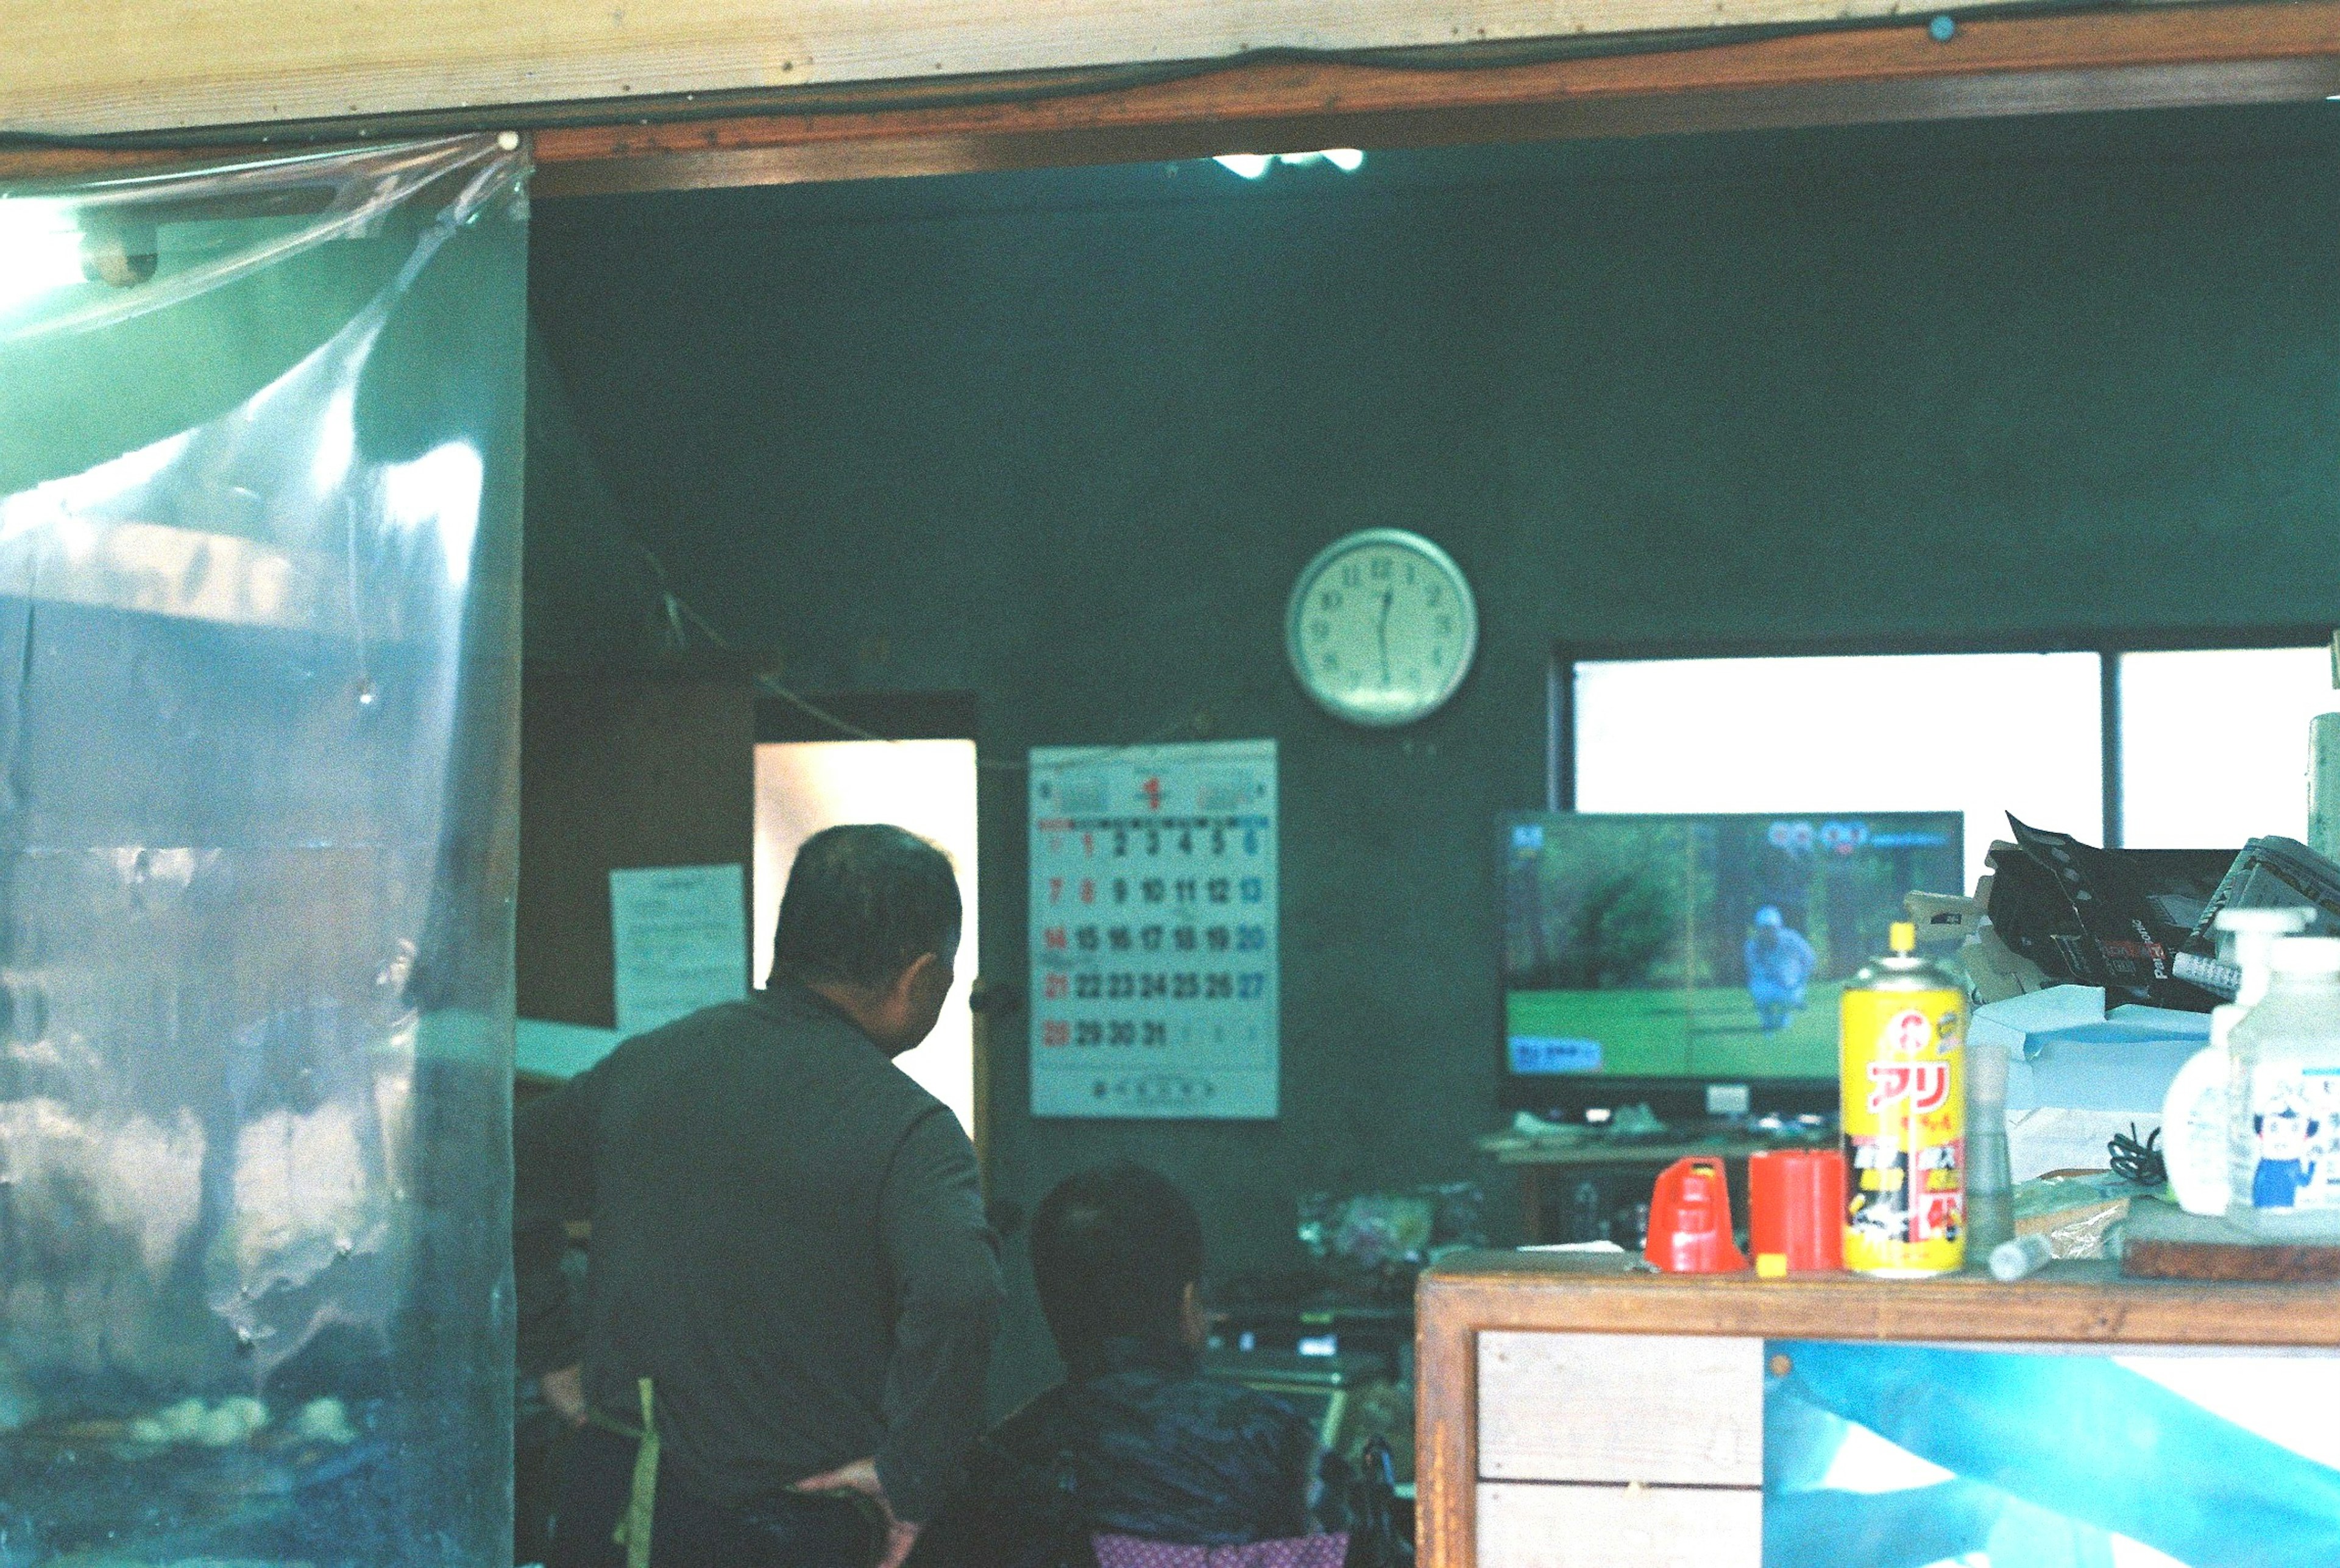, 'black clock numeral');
1295,541,1469,717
